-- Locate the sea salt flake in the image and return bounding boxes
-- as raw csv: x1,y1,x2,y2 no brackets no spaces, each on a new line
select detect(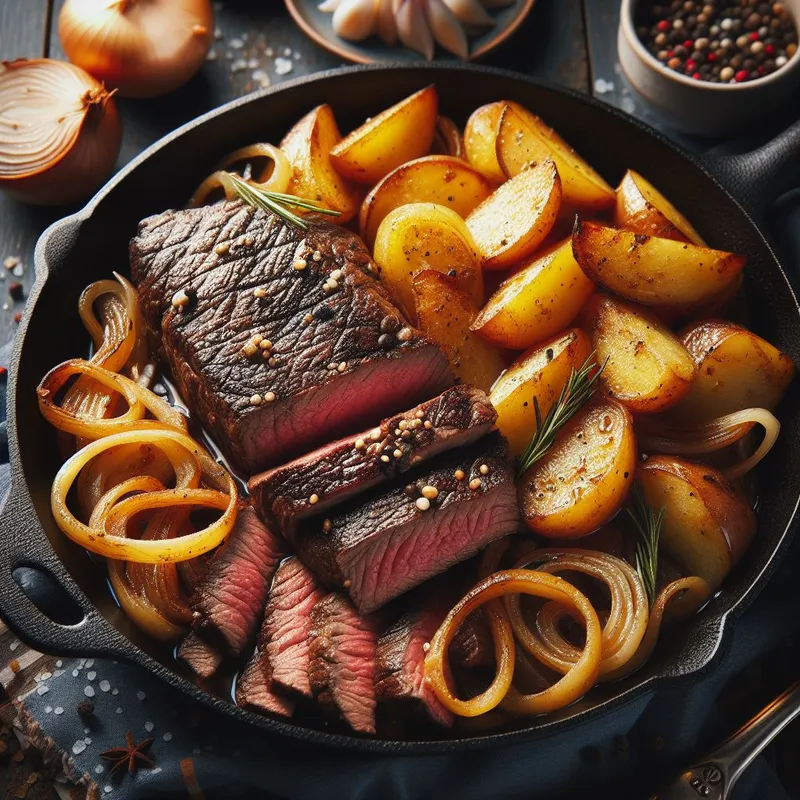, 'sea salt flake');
72,670,79,678
39,671,52,681
252,69,270,88
230,37,244,49
84,737,92,745
163,732,173,742
37,685,49,696
87,671,97,681
231,59,247,73
115,707,123,714
56,660,63,668
85,659,94,668
265,46,274,57
44,706,52,714
12,265,23,277
111,689,119,696
54,707,64,715
9,640,19,651
594,78,615,94
72,740,87,755
99,680,111,692
247,57,259,69
104,786,113,795
145,721,154,732
84,686,95,697
282,47,292,57
84,727,90,735
136,691,146,701
206,49,218,61
95,765,104,775
274,57,293,76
